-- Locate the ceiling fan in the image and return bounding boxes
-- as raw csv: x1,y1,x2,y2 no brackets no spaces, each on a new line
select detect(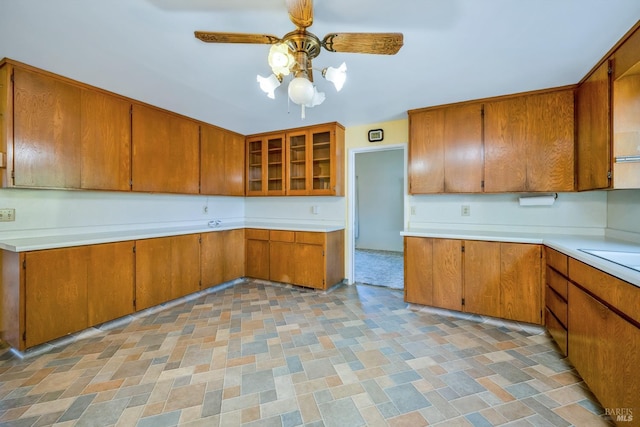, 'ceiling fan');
195,0,403,118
